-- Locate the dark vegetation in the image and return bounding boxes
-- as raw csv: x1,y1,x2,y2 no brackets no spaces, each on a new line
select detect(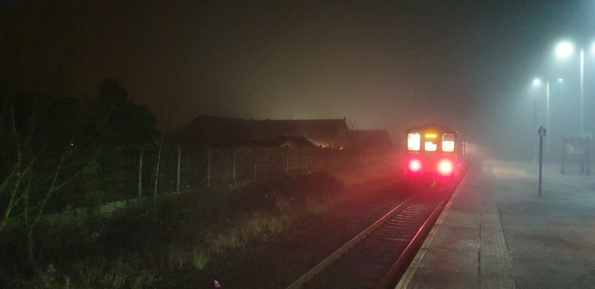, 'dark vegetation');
2,171,348,288
0,78,401,288
0,78,159,288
